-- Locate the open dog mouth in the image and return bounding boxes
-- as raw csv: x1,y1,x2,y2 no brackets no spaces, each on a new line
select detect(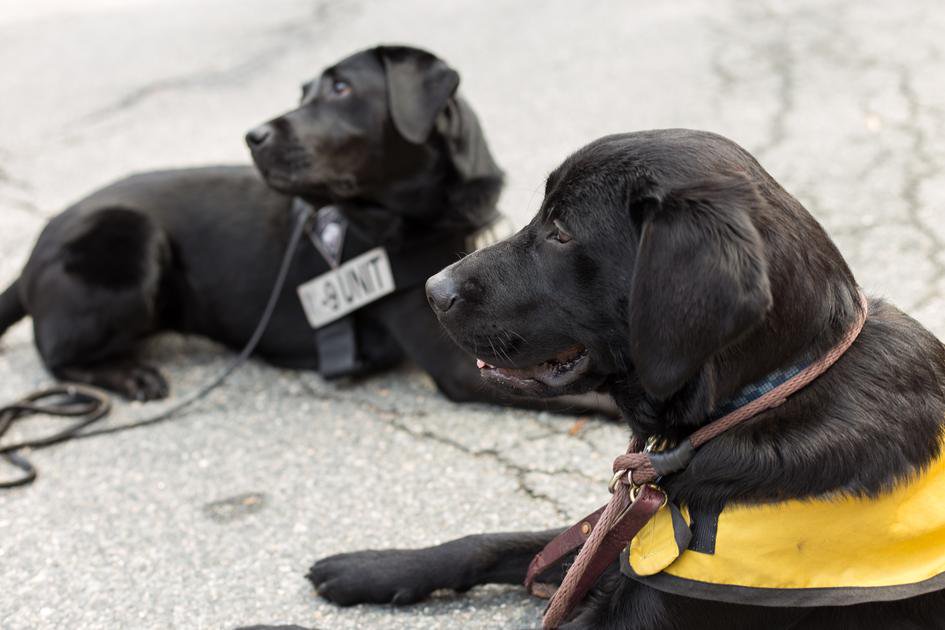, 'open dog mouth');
475,344,590,390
